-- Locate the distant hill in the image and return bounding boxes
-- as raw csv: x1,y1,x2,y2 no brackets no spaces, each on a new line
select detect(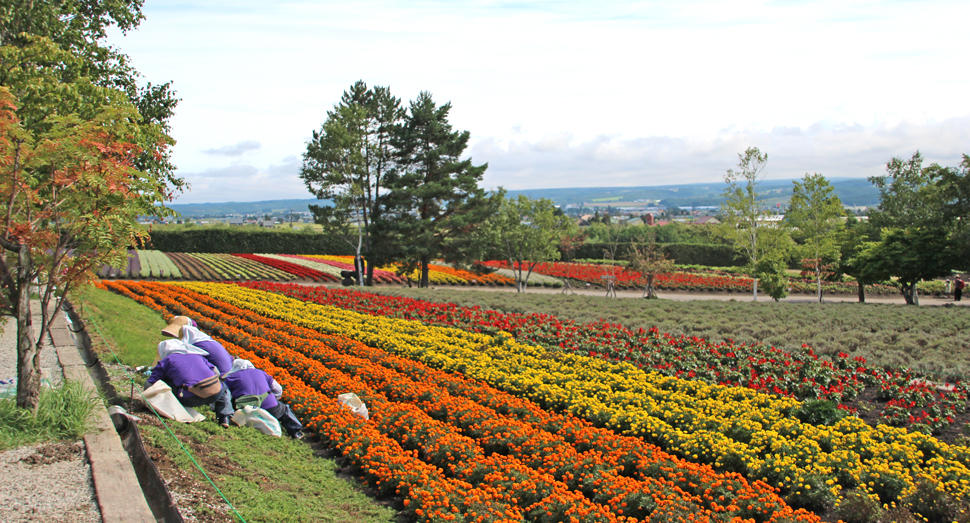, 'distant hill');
168,199,325,217
508,178,880,209
169,179,880,217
